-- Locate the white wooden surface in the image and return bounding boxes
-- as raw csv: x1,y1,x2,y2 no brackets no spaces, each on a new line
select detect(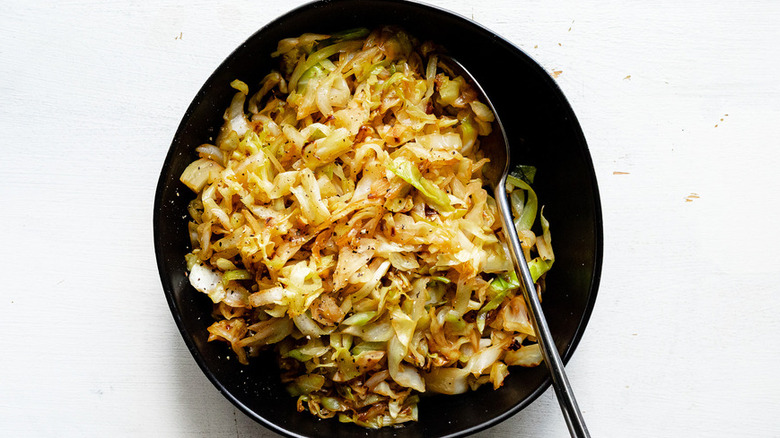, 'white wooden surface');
2,1,779,436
